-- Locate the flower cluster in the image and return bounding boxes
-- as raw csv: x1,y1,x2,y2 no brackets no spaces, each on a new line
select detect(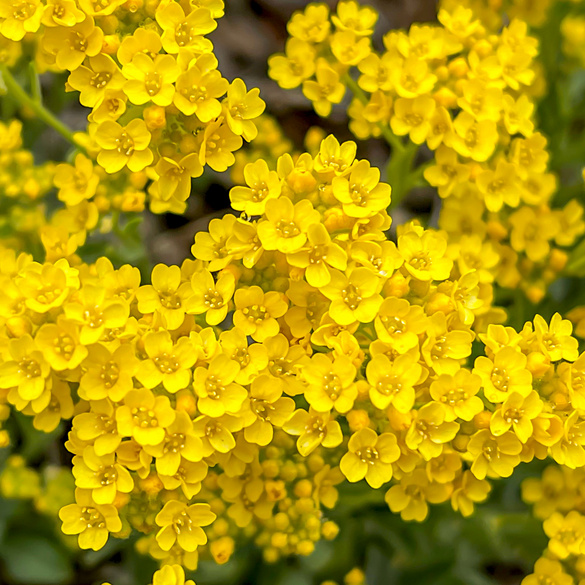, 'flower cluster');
269,0,585,302
0,120,55,251
2,134,585,584
521,465,585,584
1,0,265,215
